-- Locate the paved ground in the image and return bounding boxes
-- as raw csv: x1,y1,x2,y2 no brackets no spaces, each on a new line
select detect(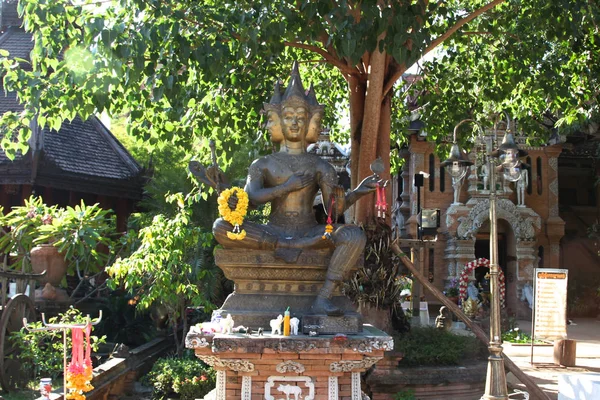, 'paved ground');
502,318,600,400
